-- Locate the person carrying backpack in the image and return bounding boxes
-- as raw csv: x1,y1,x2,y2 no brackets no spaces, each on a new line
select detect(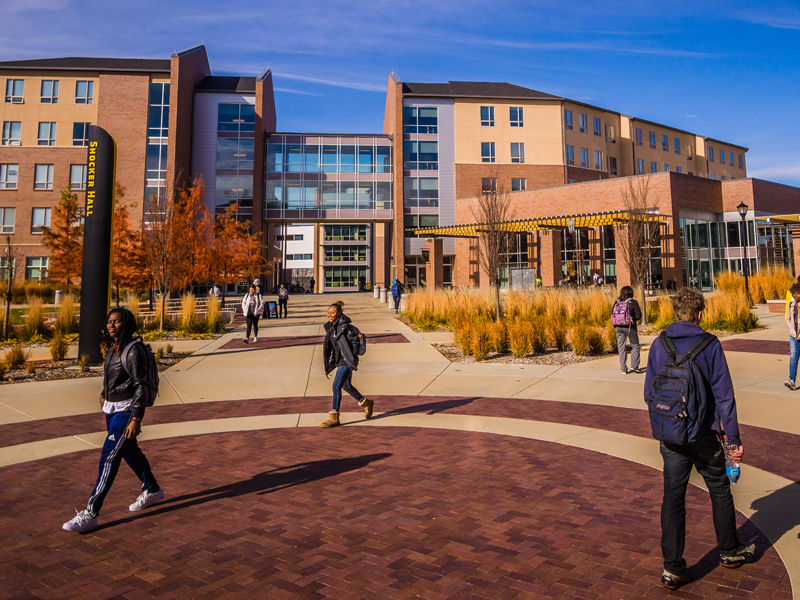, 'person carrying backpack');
611,286,642,374
320,300,372,428
62,307,163,533
241,285,263,343
785,283,800,390
391,277,404,313
277,283,289,319
644,287,753,589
